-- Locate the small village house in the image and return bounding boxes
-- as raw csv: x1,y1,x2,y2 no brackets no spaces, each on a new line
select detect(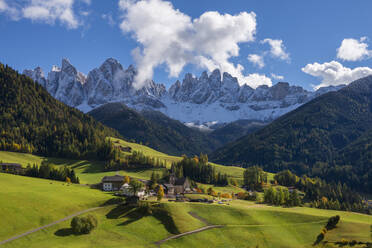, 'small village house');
101,175,125,191
120,183,146,198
